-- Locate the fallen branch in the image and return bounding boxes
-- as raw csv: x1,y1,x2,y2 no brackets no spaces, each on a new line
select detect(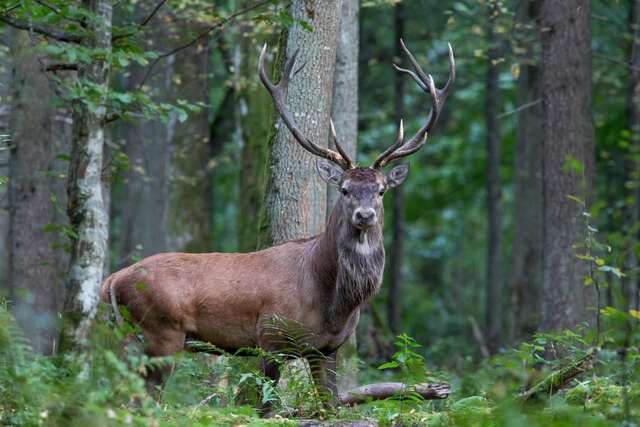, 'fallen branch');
519,348,597,401
339,382,451,406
